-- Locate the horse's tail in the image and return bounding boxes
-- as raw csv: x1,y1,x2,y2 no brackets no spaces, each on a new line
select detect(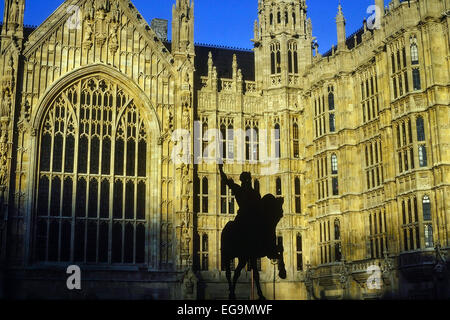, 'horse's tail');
221,222,233,271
